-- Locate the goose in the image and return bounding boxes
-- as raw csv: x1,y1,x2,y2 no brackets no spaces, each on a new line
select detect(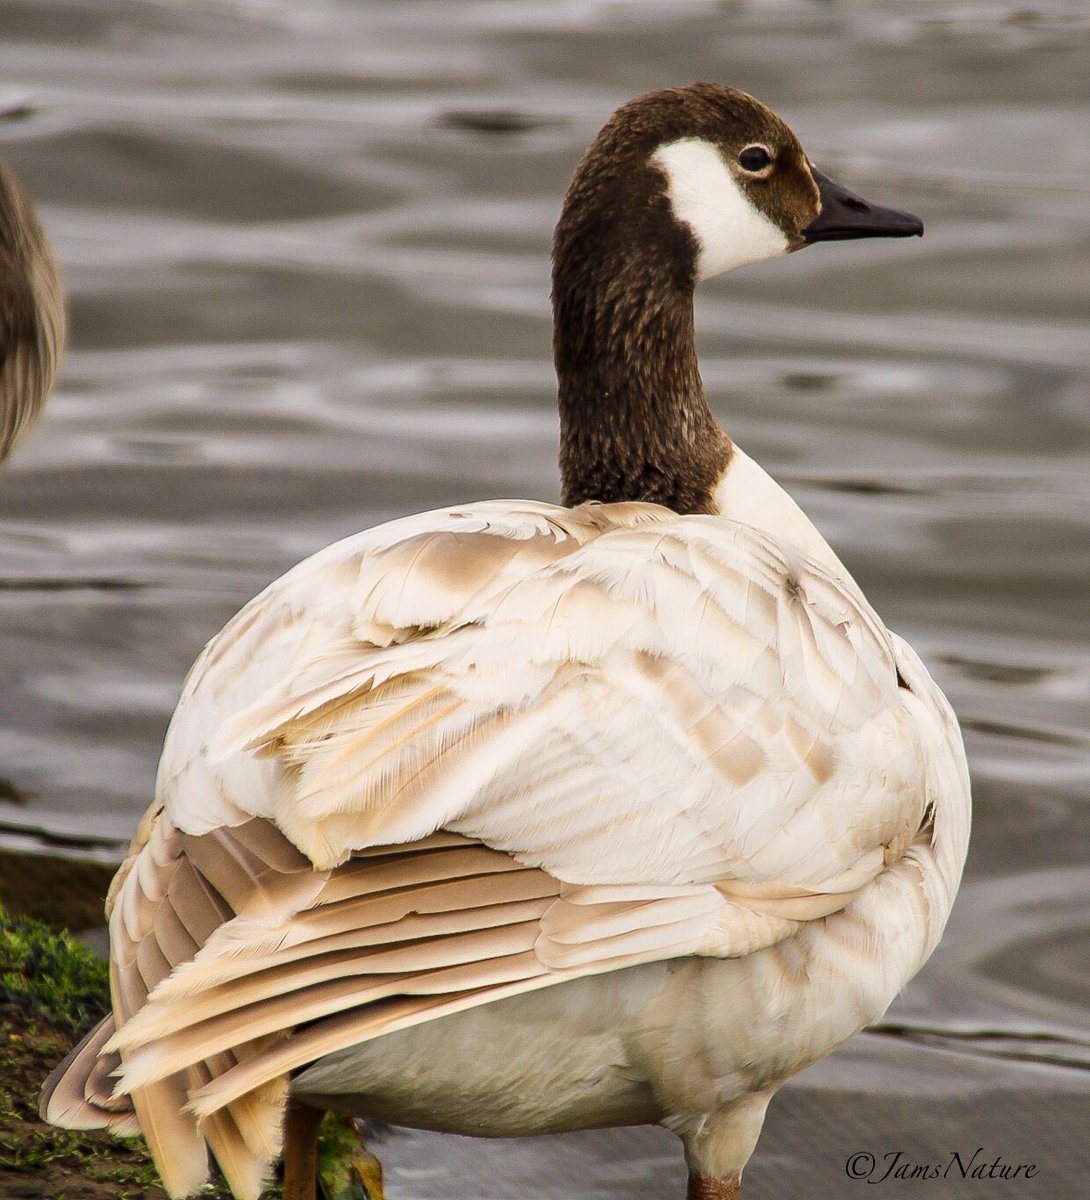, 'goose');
0,152,64,464
41,84,970,1200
